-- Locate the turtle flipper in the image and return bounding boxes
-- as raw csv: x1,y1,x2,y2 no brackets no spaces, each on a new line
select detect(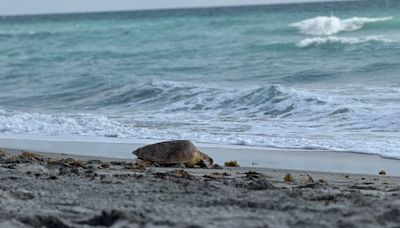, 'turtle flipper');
198,151,213,168
197,160,209,169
